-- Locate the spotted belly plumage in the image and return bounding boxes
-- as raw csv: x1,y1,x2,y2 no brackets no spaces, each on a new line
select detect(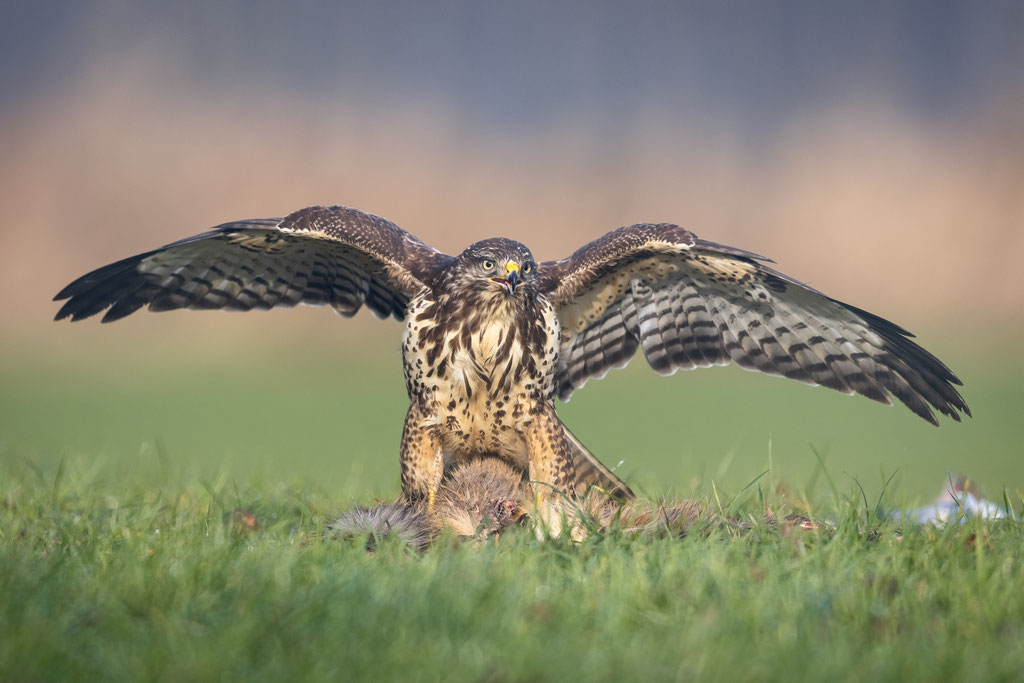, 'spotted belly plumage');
401,289,561,472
